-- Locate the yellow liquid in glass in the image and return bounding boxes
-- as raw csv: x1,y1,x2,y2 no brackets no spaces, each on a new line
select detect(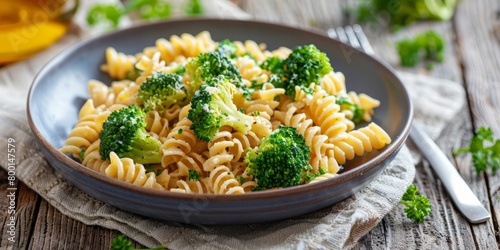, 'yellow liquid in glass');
0,0,78,64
